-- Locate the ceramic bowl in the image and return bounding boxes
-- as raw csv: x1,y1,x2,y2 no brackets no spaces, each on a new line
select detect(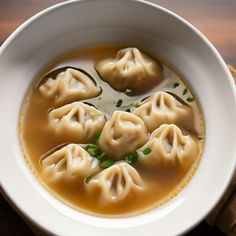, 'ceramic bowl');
0,0,236,235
